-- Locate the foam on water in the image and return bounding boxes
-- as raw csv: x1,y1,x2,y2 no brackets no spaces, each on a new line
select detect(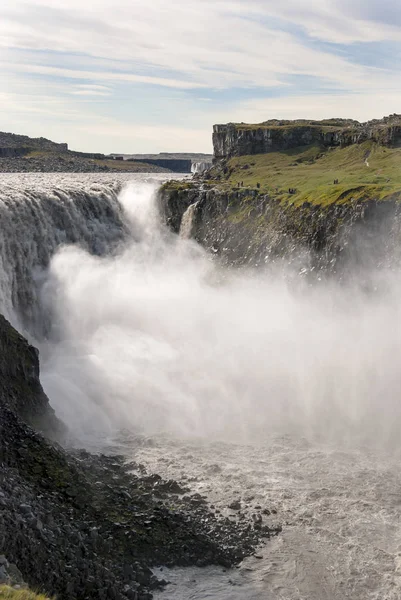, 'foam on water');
131,435,401,600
